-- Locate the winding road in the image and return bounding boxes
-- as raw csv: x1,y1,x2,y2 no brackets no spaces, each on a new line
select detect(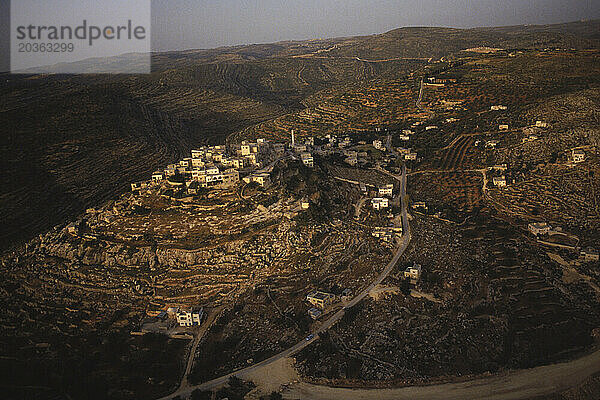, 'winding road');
158,165,410,399
283,347,600,400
